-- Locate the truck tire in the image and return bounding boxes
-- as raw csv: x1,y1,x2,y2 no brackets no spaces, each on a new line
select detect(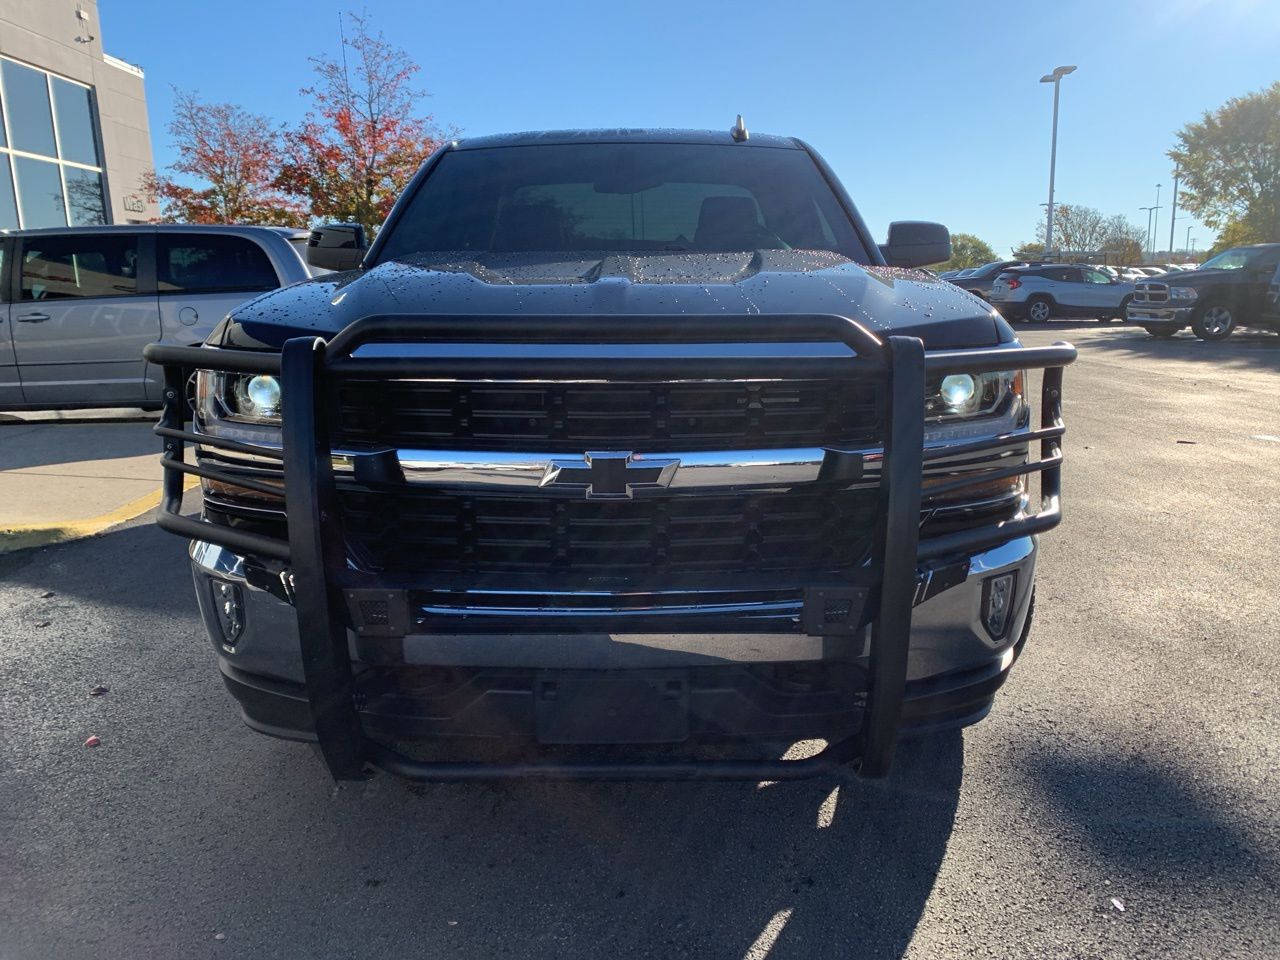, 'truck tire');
1191,303,1236,341
1026,296,1053,323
